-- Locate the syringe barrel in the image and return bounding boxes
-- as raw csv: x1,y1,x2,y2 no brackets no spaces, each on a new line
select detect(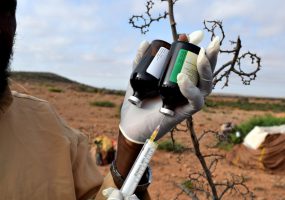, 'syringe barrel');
120,139,157,197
